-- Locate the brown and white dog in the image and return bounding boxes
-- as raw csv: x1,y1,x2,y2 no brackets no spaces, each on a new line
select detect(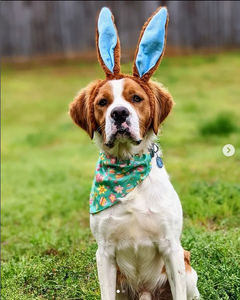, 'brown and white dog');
69,6,199,300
